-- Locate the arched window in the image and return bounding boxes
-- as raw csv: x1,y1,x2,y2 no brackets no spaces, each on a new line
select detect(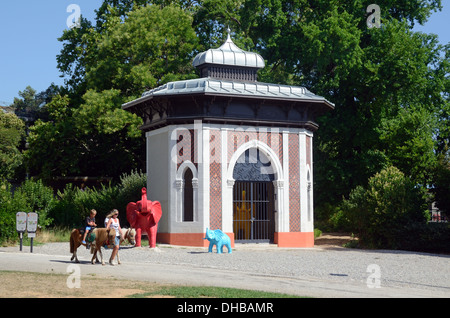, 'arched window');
183,168,194,222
